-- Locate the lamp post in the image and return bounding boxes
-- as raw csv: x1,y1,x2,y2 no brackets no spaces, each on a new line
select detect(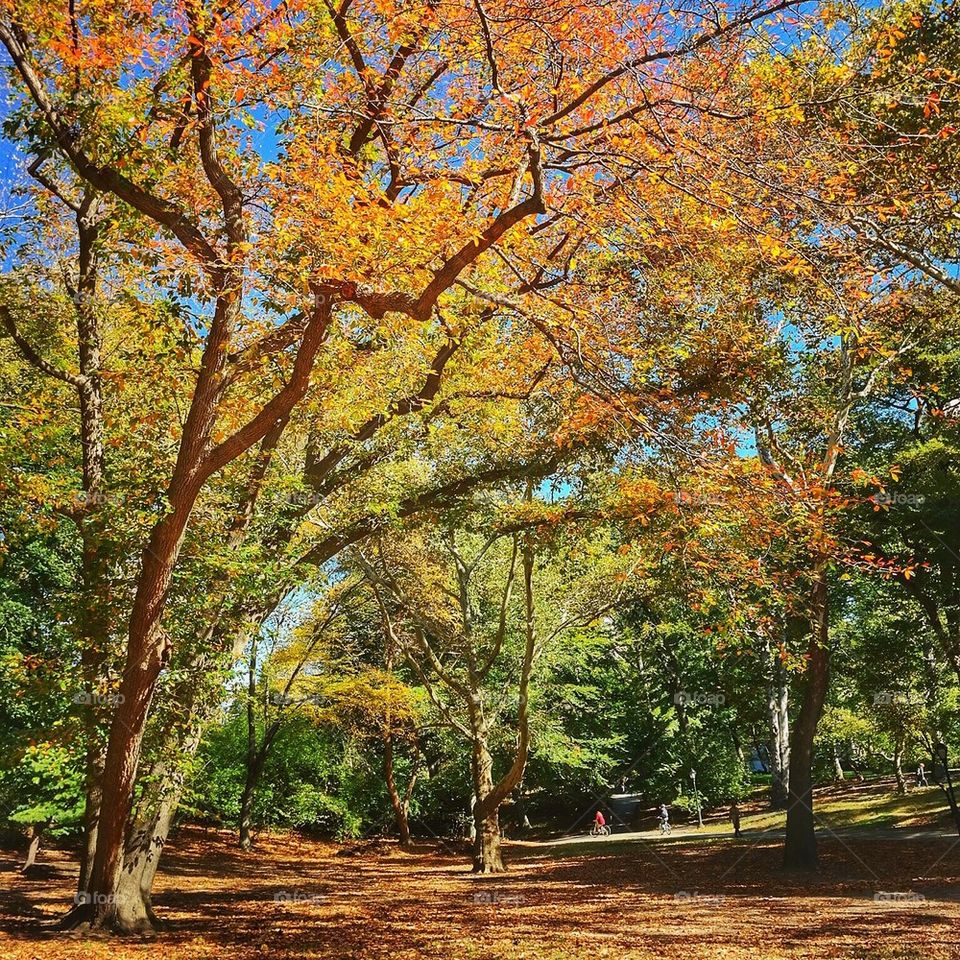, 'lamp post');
690,768,703,828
